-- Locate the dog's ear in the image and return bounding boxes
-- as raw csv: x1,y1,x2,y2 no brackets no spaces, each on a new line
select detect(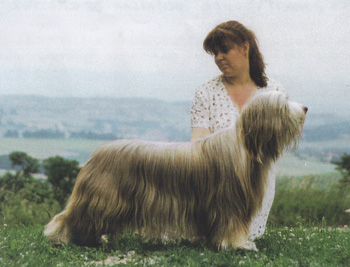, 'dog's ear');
240,93,289,163
240,107,265,163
